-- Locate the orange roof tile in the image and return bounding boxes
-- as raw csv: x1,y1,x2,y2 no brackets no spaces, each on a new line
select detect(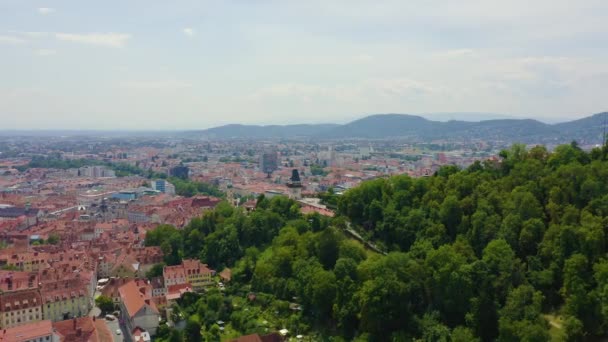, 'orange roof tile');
118,280,158,318
0,320,53,341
